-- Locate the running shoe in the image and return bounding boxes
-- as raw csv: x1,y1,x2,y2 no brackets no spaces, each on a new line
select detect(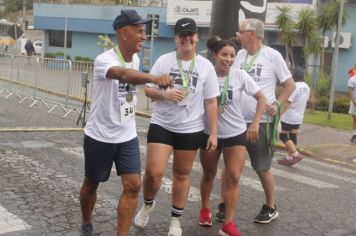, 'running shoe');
80,223,93,236
254,204,279,224
215,202,225,222
277,157,293,166
290,153,303,165
134,201,156,228
199,207,212,226
351,135,356,142
218,222,242,236
168,217,182,236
